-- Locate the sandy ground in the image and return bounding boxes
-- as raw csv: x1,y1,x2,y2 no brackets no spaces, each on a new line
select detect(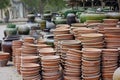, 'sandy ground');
0,62,22,80
0,23,24,80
